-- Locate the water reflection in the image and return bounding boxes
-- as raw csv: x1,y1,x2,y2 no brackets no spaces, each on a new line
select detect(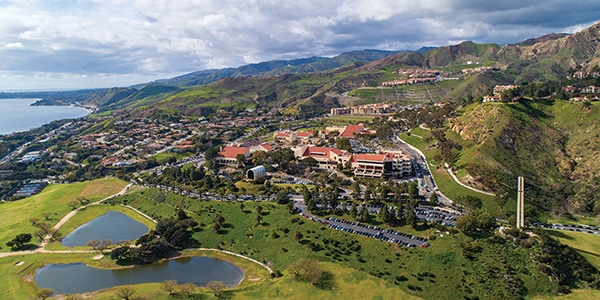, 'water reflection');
62,211,148,247
35,256,245,294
